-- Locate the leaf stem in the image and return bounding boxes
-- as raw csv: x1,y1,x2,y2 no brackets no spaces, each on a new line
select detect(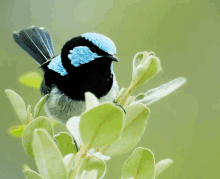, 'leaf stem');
119,83,137,106
70,144,90,179
115,88,127,103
